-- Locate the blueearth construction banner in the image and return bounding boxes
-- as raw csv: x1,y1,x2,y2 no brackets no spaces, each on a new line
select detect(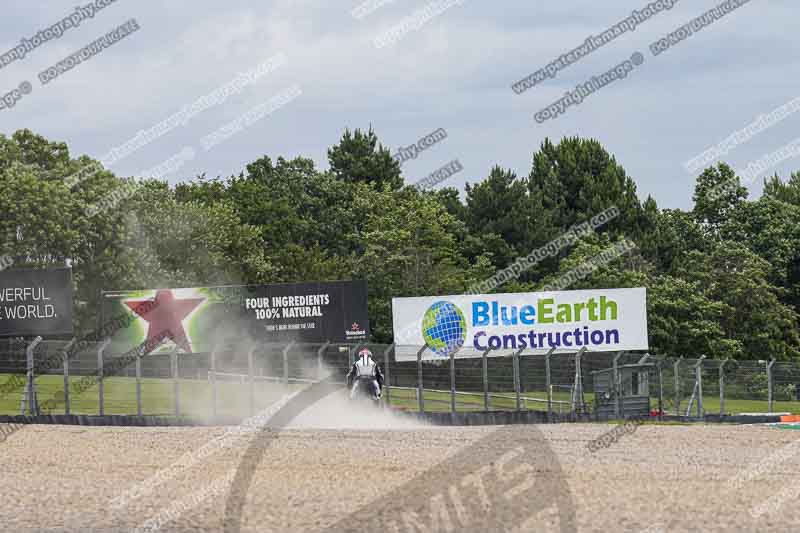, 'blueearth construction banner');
392,288,648,361
0,267,74,337
102,281,369,355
